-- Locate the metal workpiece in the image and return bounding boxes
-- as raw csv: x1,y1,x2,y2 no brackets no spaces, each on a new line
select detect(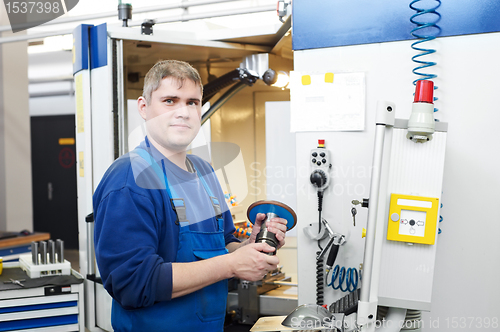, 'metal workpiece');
247,200,298,256
39,241,47,264
48,240,55,264
255,213,280,254
31,242,39,265
30,239,65,265
56,239,64,263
